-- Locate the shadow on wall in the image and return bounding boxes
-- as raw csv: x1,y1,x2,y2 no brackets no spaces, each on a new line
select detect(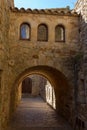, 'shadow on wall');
75,16,87,130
